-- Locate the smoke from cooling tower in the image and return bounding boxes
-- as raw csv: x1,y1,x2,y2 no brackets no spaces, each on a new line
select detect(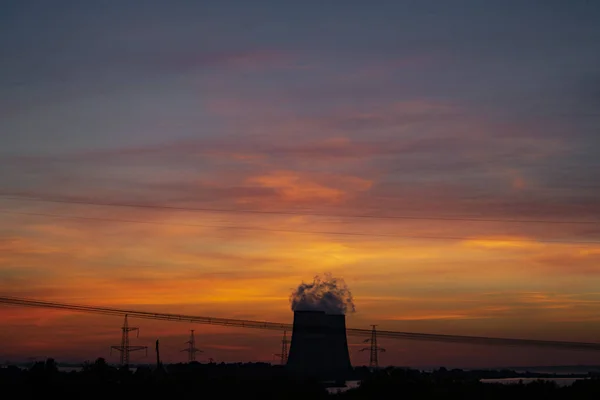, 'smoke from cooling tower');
290,273,356,315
